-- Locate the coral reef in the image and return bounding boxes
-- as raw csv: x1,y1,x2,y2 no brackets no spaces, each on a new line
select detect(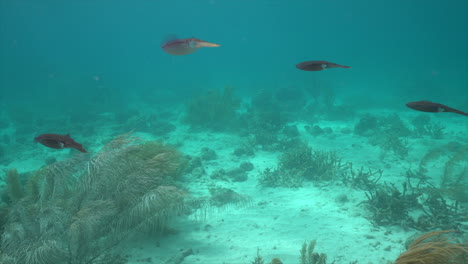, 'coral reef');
259,142,348,187
410,115,444,139
248,89,291,130
370,133,409,159
233,145,255,157
184,86,241,131
300,240,327,264
247,239,340,264
0,133,197,264
278,143,345,182
341,164,383,191
121,111,176,137
302,78,356,121
258,167,304,188
4,169,24,203
209,168,249,182
362,173,467,230
120,140,188,181
208,187,243,207
282,124,300,137
363,182,422,228
249,248,266,264
305,125,333,136
240,161,254,171
269,258,283,264
417,143,468,203
245,231,467,264
354,114,411,159
354,114,378,137
200,147,218,161
243,89,289,149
